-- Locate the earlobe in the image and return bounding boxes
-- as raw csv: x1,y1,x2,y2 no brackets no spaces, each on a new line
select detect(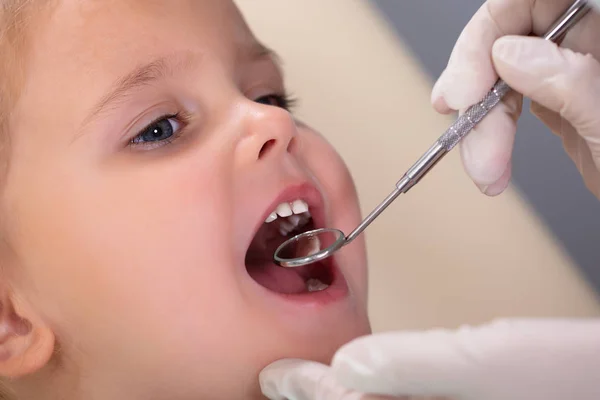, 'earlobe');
0,292,55,379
